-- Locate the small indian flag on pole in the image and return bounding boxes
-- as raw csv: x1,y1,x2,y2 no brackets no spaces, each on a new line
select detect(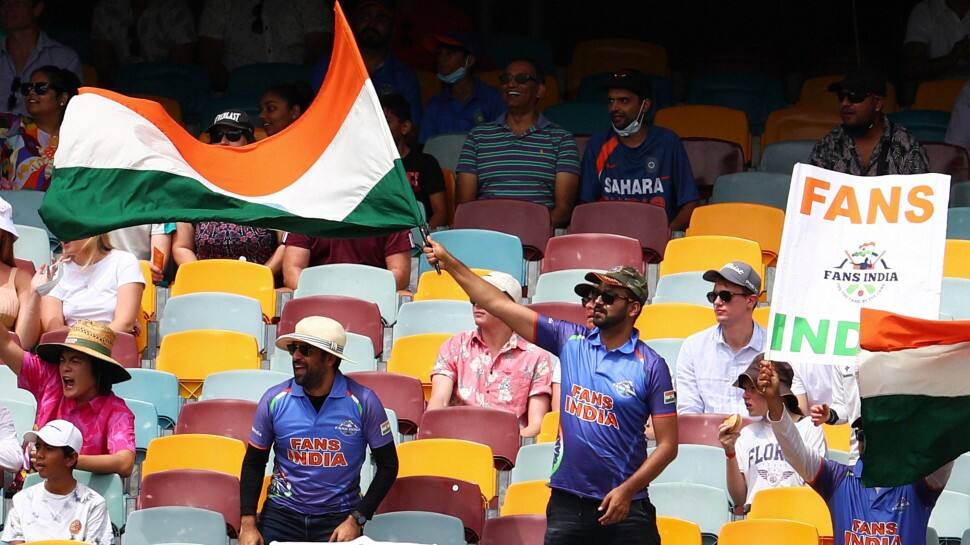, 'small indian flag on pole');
39,1,423,240
857,308,970,486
